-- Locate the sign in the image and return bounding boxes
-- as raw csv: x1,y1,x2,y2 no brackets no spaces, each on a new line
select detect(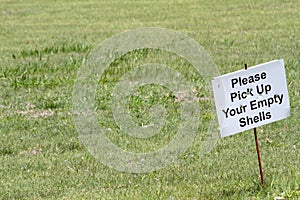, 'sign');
212,59,290,137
